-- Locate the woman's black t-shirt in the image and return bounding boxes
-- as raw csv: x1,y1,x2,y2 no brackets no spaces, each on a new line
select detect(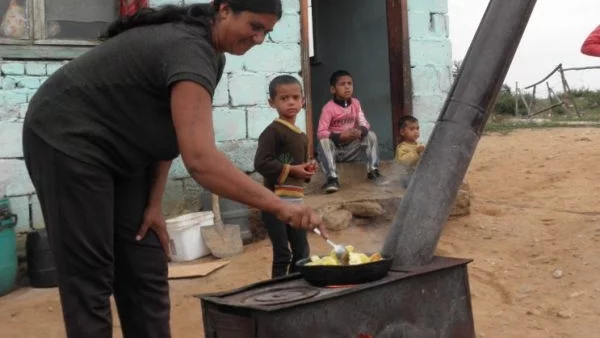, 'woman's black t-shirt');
25,22,226,177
